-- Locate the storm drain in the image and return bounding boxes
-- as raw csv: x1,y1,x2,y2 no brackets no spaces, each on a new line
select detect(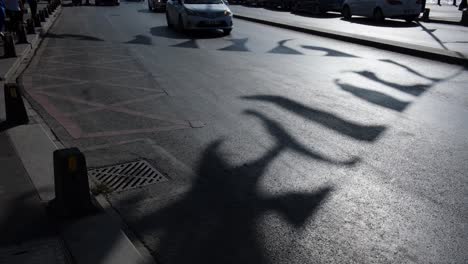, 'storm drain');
88,160,168,192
